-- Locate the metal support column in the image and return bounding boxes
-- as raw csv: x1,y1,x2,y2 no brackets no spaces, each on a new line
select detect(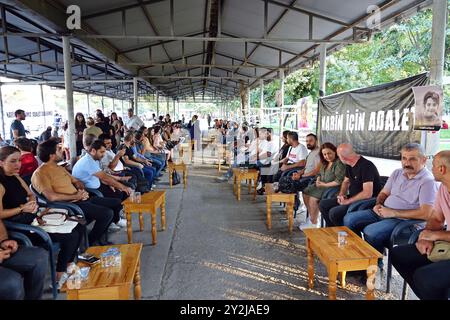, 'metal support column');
0,84,5,139
279,68,285,138
423,0,447,168
259,79,264,126
133,77,138,115
86,93,90,115
40,84,46,128
156,91,160,116
319,44,327,97
62,36,76,163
